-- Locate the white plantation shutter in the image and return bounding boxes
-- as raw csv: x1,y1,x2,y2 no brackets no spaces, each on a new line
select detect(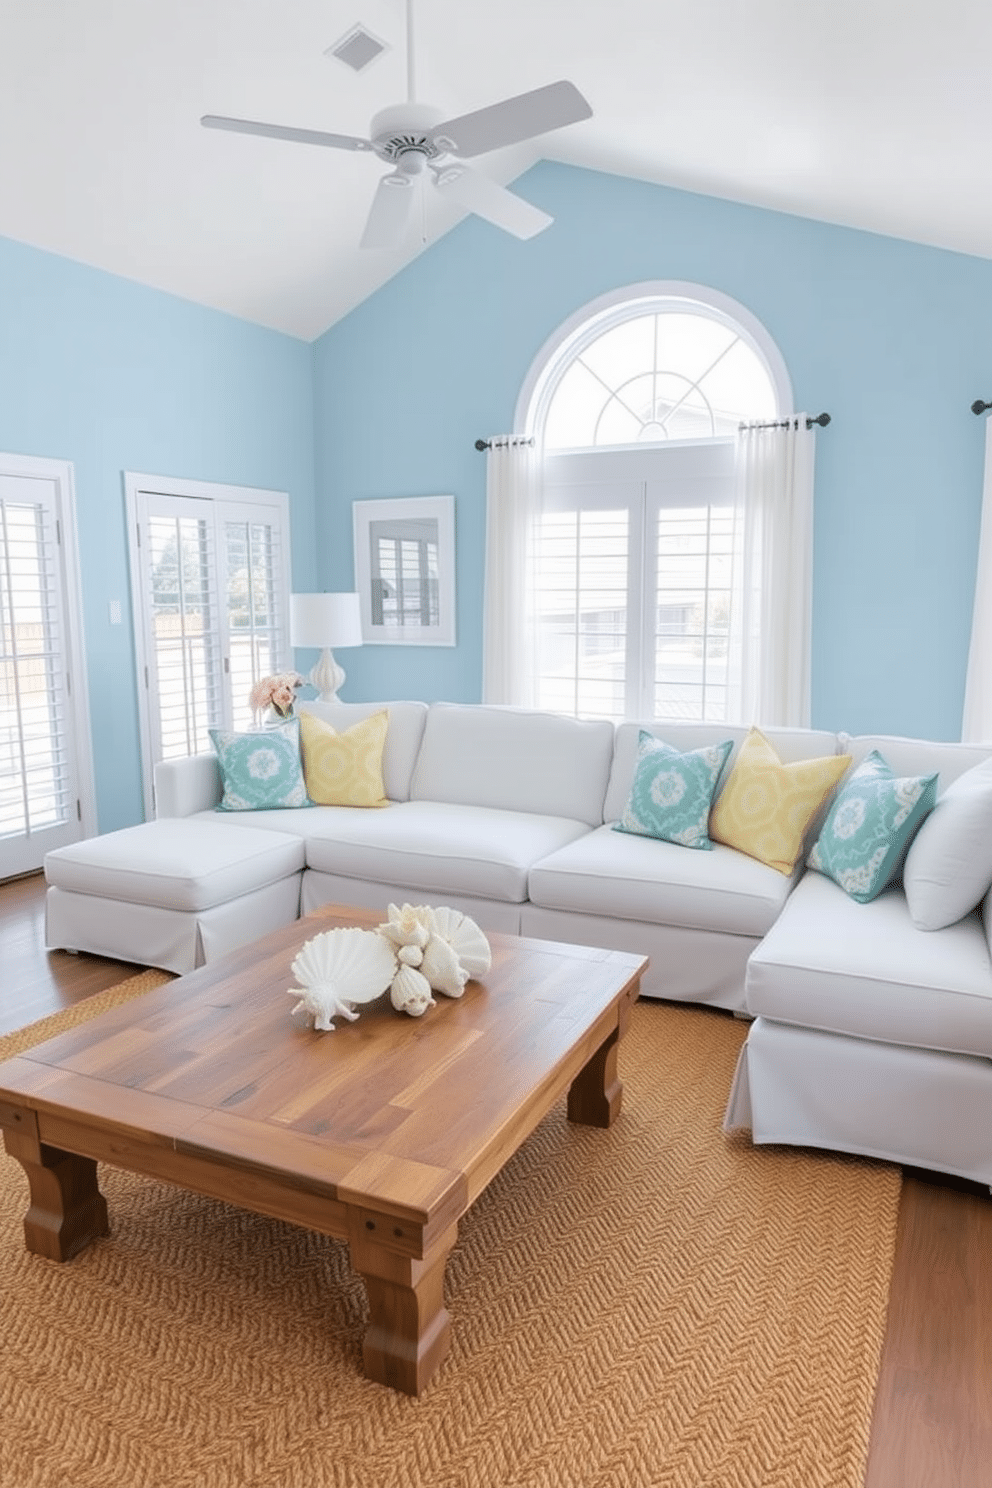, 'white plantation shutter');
0,464,91,876
652,504,733,722
224,513,283,734
534,504,631,720
538,443,734,721
146,502,220,759
128,476,291,815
